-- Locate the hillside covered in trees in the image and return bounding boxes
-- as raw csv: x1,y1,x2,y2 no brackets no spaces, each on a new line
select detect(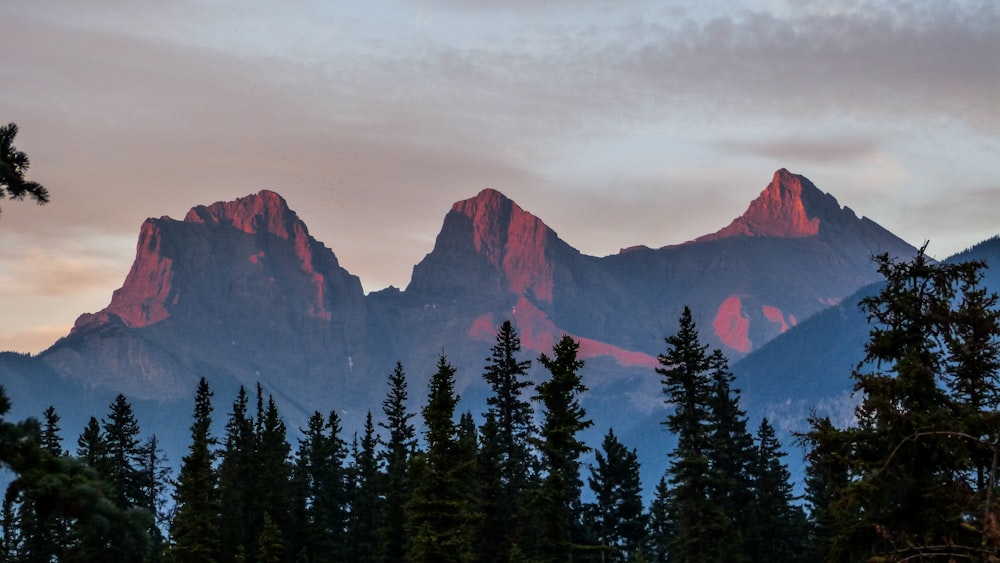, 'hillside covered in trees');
1,248,998,562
